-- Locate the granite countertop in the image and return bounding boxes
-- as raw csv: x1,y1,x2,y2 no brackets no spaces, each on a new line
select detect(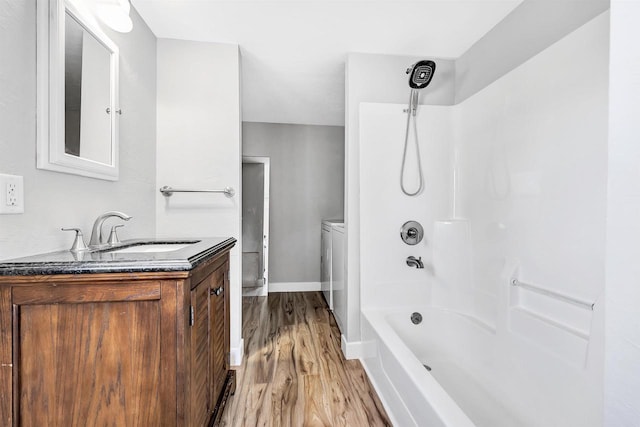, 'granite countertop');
0,237,236,276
